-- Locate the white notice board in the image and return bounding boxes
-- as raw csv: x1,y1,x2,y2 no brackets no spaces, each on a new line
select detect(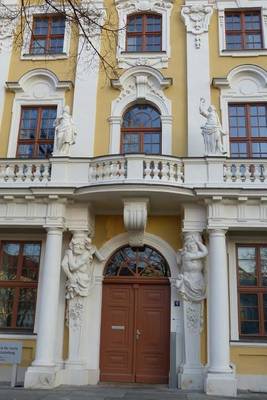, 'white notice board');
0,342,22,364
